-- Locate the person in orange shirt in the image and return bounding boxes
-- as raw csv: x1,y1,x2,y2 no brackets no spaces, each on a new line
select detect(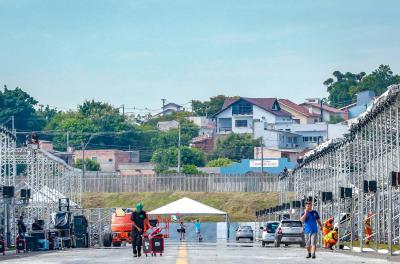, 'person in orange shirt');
365,212,372,245
323,217,334,248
